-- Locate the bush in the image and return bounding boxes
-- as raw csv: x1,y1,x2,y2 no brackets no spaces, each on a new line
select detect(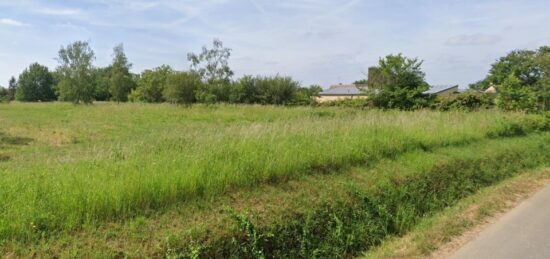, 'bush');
435,92,494,111
129,65,173,103
318,98,369,108
255,75,299,105
163,72,202,105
